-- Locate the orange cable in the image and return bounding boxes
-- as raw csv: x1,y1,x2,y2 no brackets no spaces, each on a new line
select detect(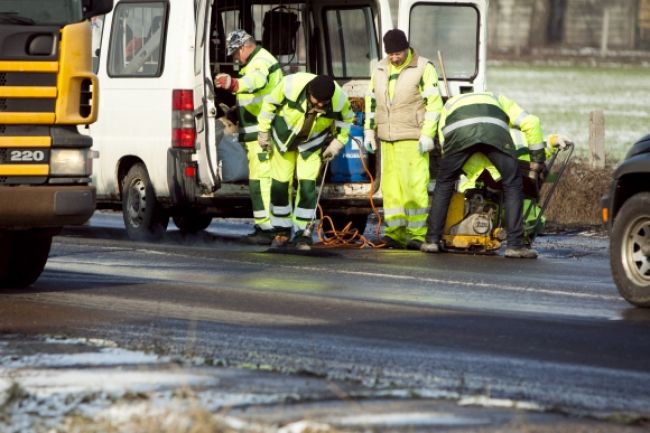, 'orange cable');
314,139,388,249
